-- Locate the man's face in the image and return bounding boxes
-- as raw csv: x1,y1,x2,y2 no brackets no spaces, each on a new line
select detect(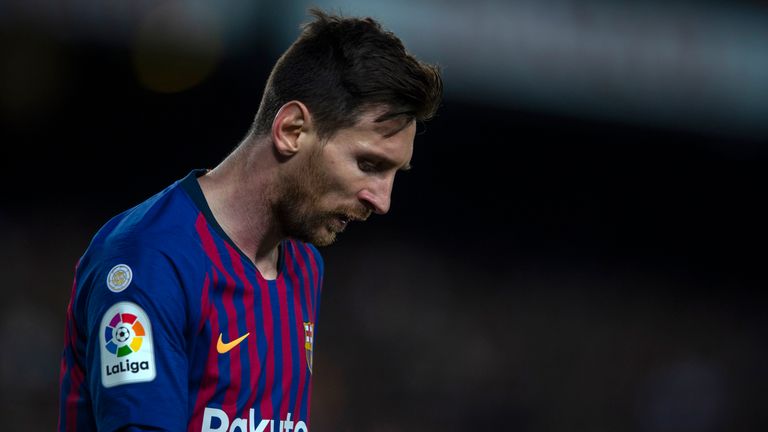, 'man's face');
275,109,416,246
